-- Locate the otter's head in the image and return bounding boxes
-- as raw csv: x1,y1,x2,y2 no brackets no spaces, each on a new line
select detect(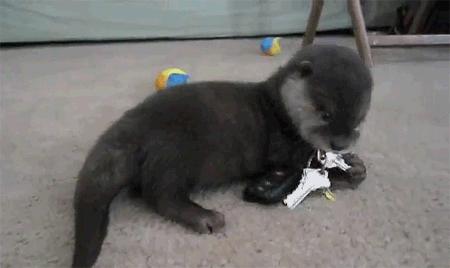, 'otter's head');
279,45,373,151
